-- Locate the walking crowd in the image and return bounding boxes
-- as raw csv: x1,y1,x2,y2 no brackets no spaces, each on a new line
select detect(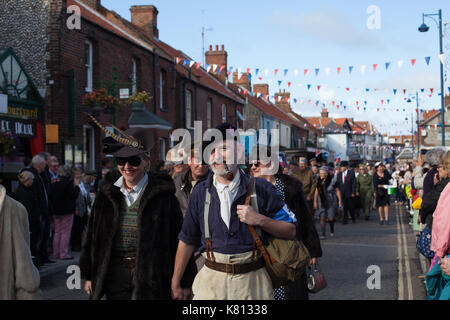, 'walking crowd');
1,122,449,300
